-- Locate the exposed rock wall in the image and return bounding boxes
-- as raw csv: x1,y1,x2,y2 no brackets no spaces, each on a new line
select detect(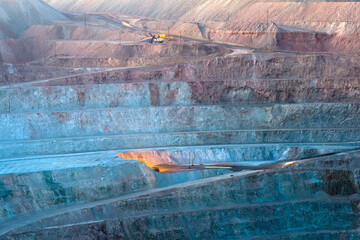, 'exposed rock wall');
1,103,360,142
2,78,360,114
0,40,226,64
43,0,360,53
0,64,84,85
0,0,68,39
3,150,360,239
2,53,360,158
1,0,360,238
2,145,354,224
44,0,360,24
0,158,154,222
24,25,145,41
